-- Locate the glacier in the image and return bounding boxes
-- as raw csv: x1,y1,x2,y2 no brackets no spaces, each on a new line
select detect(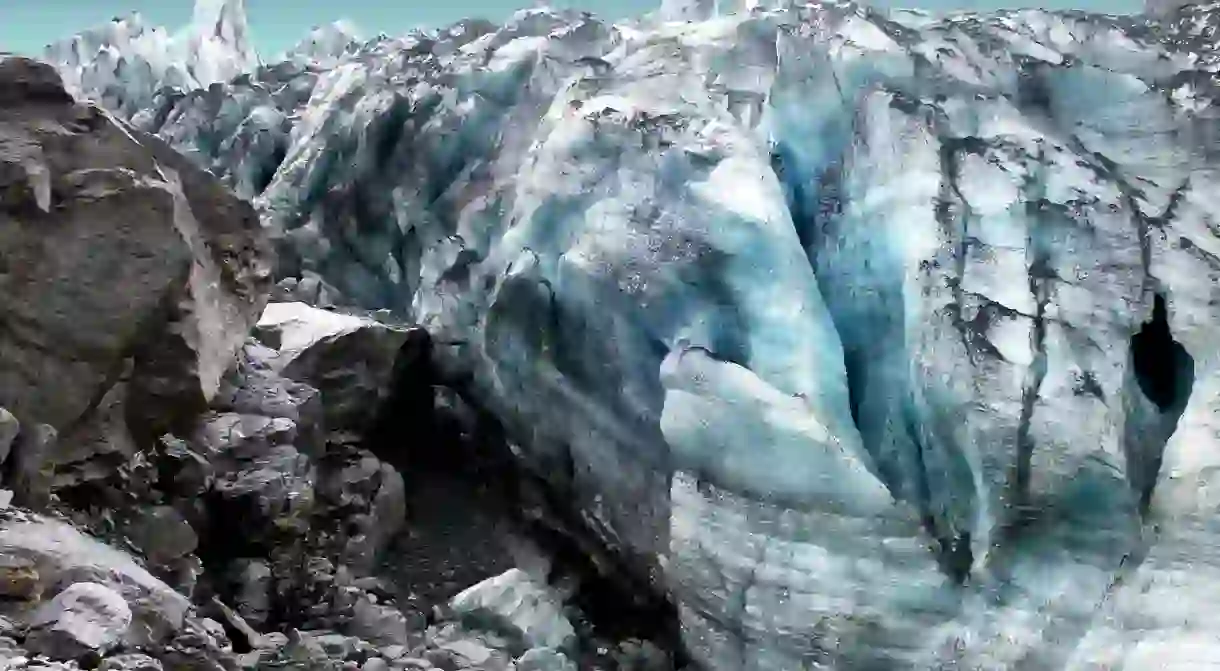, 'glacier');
41,0,1220,668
